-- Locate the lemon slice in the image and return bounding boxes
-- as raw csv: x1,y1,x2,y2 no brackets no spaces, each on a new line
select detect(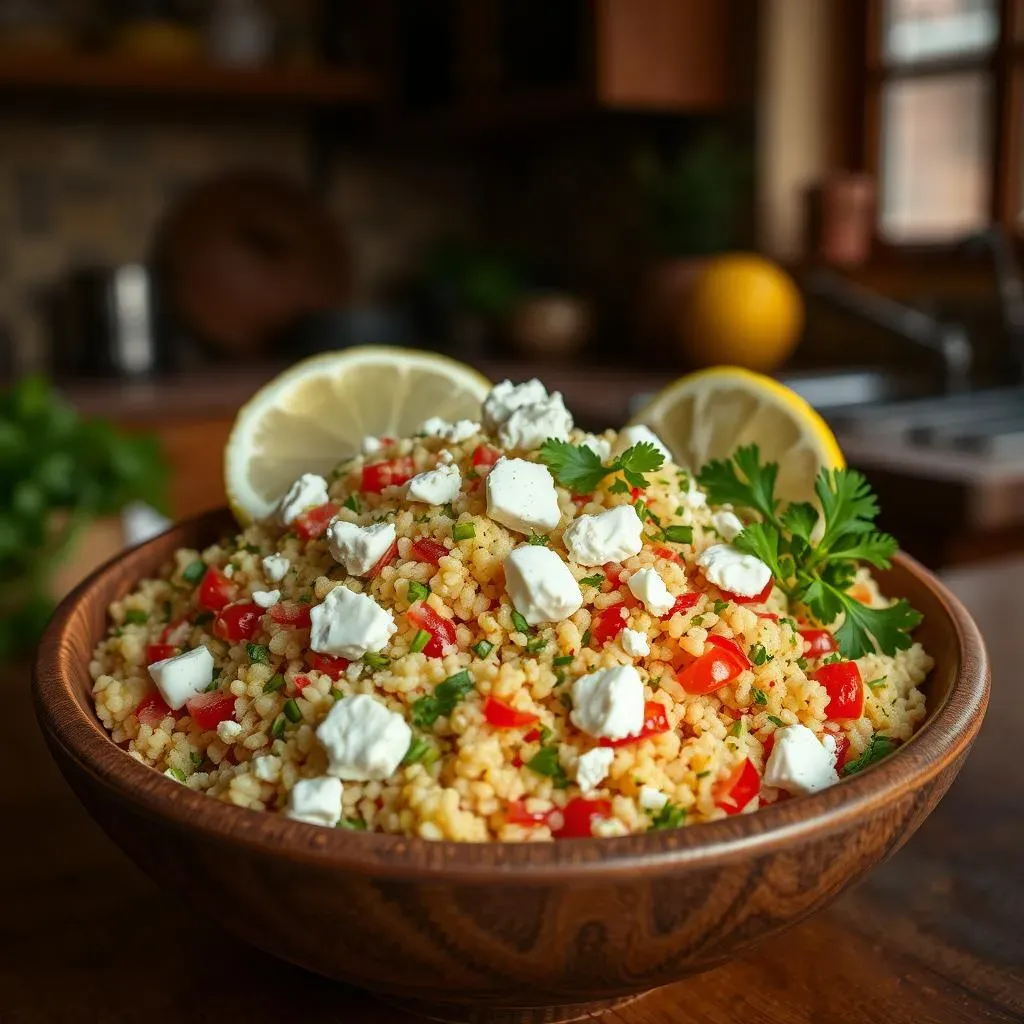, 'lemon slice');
225,347,491,523
629,366,844,503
